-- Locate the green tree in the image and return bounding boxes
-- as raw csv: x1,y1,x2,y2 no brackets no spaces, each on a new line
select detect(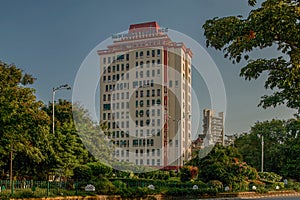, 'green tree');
203,0,300,113
235,119,300,180
42,100,92,179
189,145,258,186
0,61,51,182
